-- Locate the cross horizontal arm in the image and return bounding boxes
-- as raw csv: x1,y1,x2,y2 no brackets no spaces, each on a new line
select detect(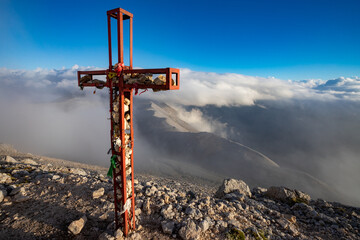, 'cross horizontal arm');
78,70,108,89
78,68,180,91
121,68,180,90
